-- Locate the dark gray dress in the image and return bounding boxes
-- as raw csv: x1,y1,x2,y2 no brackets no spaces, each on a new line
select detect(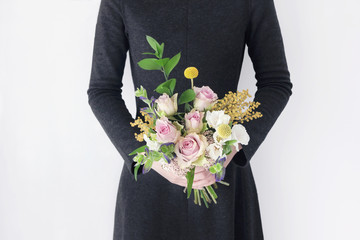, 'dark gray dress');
87,0,293,239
